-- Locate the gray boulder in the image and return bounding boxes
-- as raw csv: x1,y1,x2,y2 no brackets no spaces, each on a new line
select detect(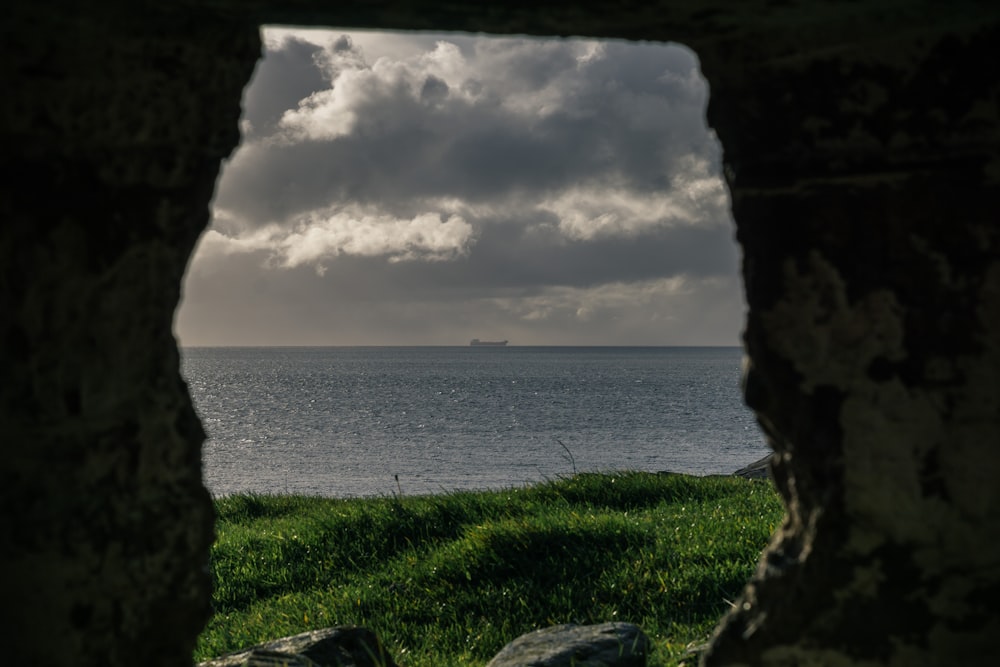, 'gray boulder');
197,626,398,667
486,622,649,667
732,453,774,480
